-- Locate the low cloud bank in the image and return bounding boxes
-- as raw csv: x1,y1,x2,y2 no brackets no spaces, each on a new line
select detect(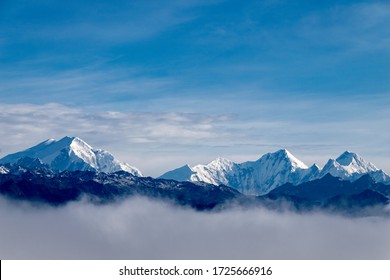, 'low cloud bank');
0,196,389,259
